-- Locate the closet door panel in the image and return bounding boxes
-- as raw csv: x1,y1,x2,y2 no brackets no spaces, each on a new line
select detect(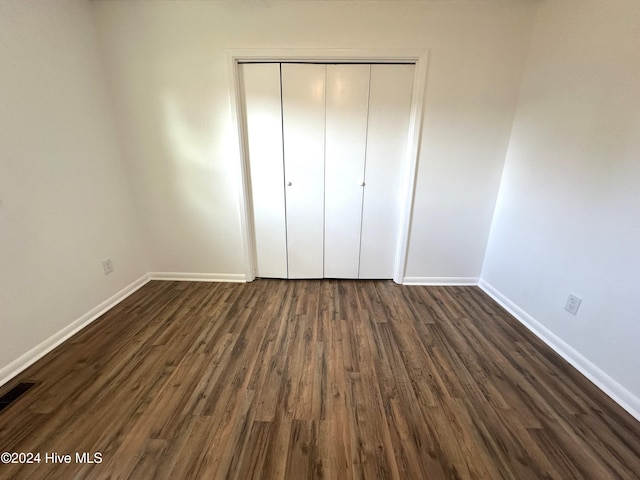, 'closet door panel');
241,63,287,278
324,64,370,278
281,64,326,279
359,64,415,279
